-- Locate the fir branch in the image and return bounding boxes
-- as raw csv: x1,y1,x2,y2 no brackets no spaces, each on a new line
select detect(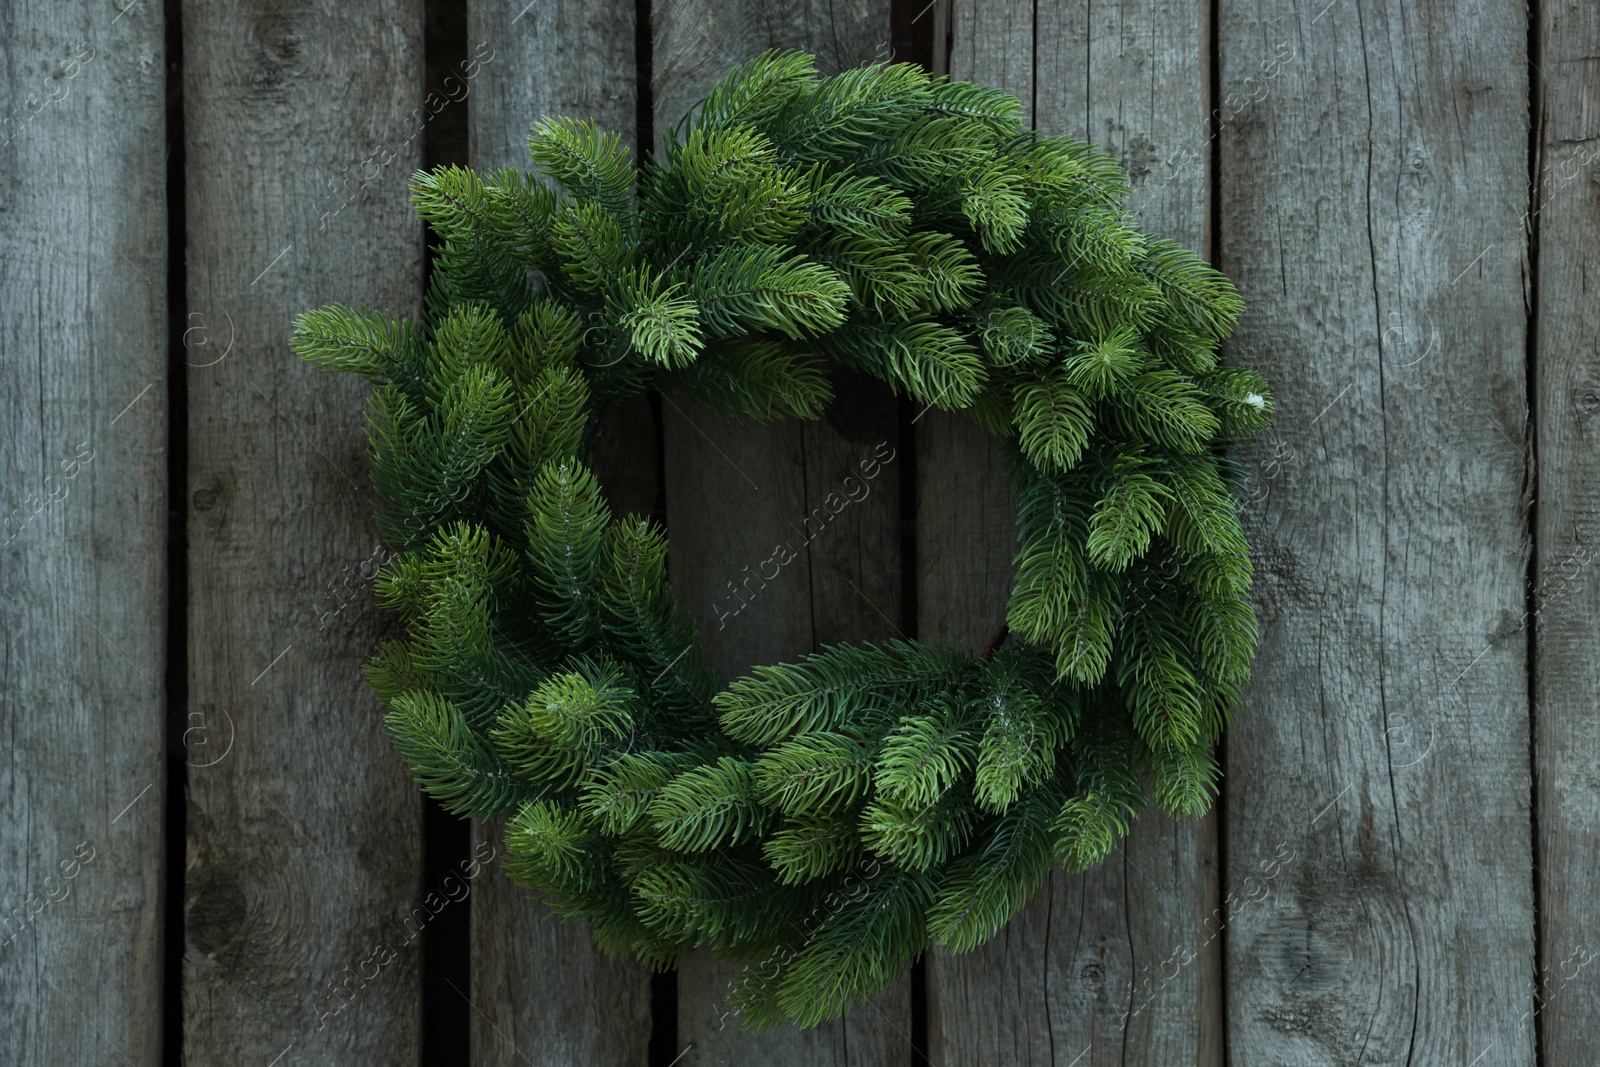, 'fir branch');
299,49,1272,1029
